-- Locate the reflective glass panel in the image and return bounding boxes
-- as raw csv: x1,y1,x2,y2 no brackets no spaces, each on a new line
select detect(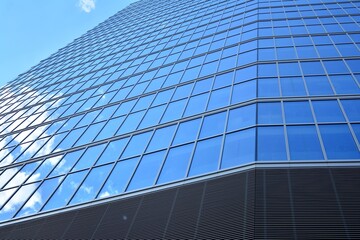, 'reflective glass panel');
188,136,222,176
257,126,287,161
